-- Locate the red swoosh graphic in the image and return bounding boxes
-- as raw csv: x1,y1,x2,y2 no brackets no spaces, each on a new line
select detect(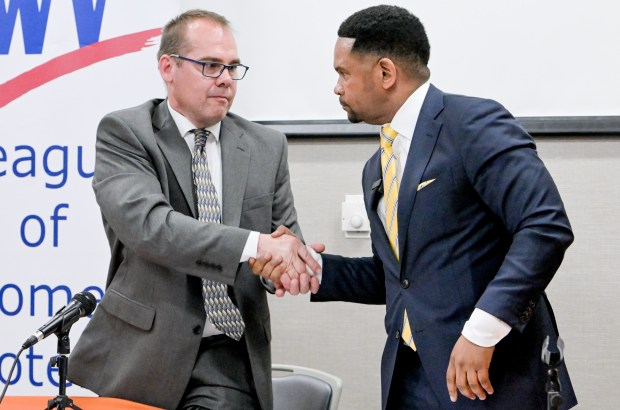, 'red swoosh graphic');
0,28,161,108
